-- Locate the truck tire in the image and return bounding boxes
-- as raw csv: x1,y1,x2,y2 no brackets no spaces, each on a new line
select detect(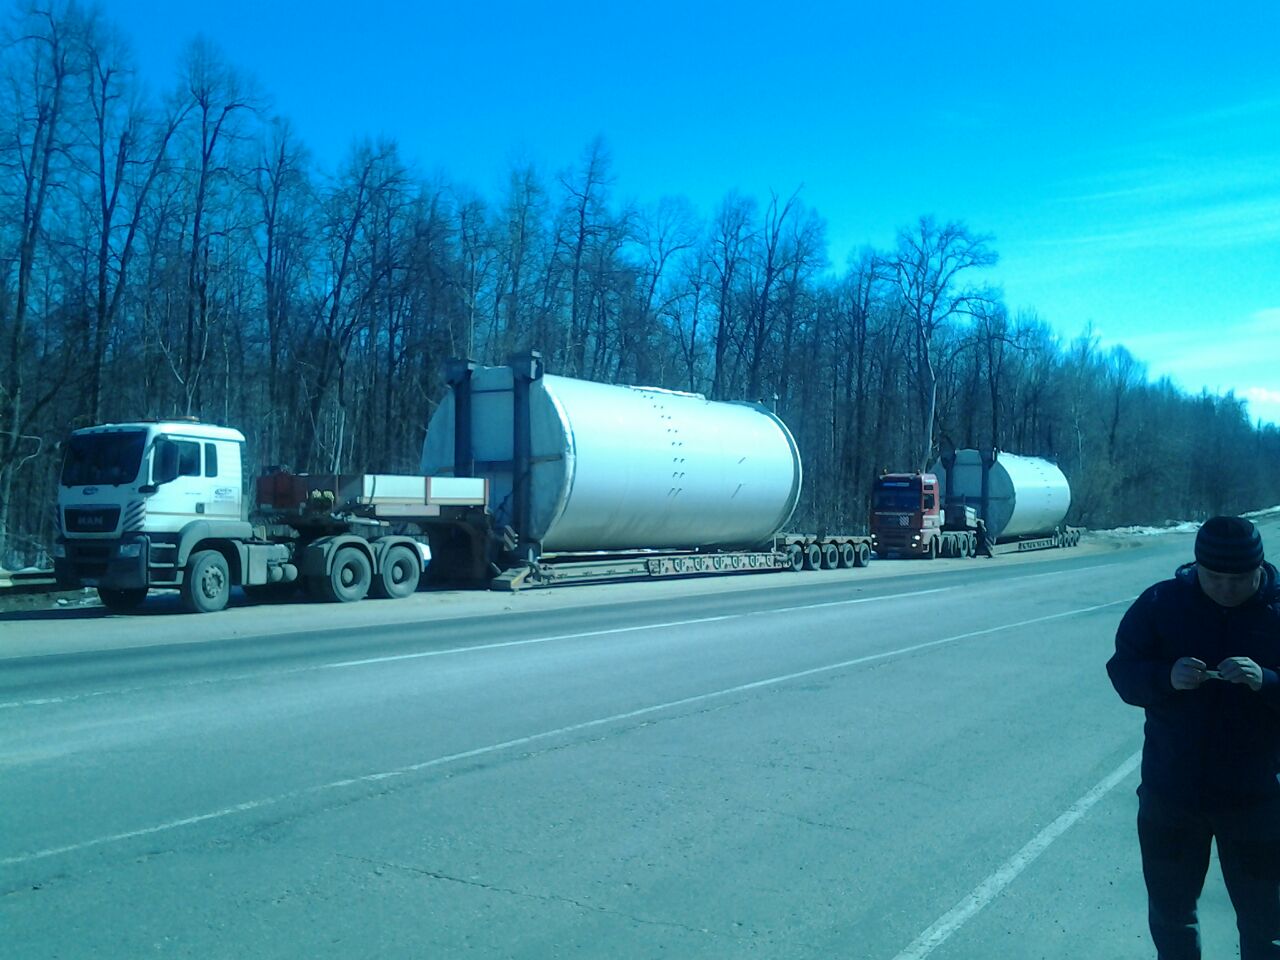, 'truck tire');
320,547,371,603
820,542,839,569
803,543,822,570
966,534,977,558
98,587,147,613
838,542,856,568
854,542,870,567
181,550,230,613
785,543,804,572
926,538,938,560
371,545,420,599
